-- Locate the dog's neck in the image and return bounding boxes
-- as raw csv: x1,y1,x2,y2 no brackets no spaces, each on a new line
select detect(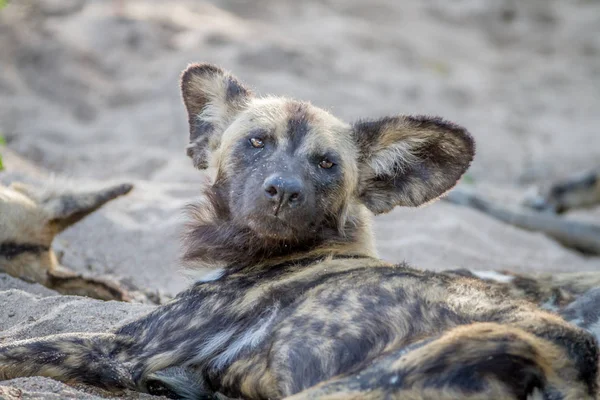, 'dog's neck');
181,184,377,272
